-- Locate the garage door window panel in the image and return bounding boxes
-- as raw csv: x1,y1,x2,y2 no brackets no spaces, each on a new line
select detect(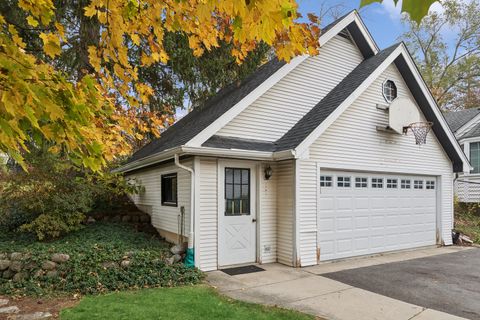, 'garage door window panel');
320,175,333,187
387,179,398,189
414,180,424,189
372,178,384,188
426,181,435,189
355,177,368,188
401,179,411,189
337,176,351,187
